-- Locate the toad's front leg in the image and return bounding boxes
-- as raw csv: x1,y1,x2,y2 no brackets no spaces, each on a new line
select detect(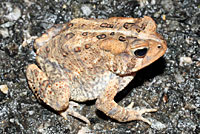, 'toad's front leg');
95,78,157,125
